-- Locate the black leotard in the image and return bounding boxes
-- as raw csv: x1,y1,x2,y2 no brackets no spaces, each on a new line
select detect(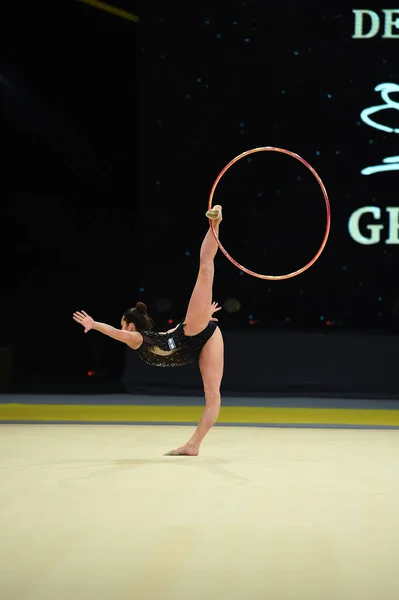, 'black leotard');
134,321,217,367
